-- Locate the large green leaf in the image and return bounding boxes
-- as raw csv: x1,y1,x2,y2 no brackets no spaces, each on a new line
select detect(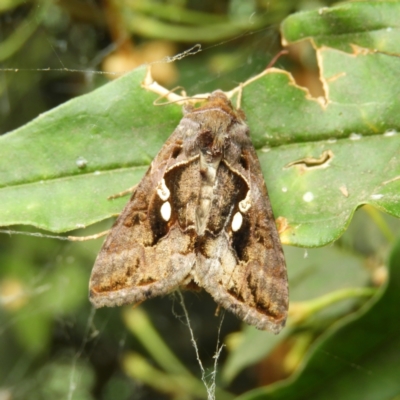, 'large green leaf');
1,1,399,248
